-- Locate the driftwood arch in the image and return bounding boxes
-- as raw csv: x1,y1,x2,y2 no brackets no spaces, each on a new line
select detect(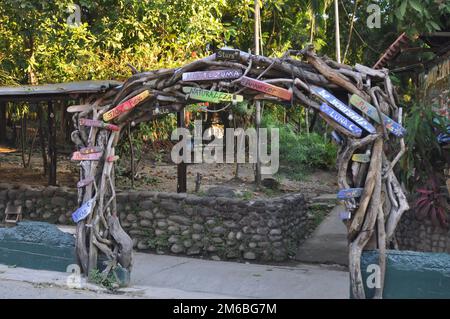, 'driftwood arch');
70,46,409,298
